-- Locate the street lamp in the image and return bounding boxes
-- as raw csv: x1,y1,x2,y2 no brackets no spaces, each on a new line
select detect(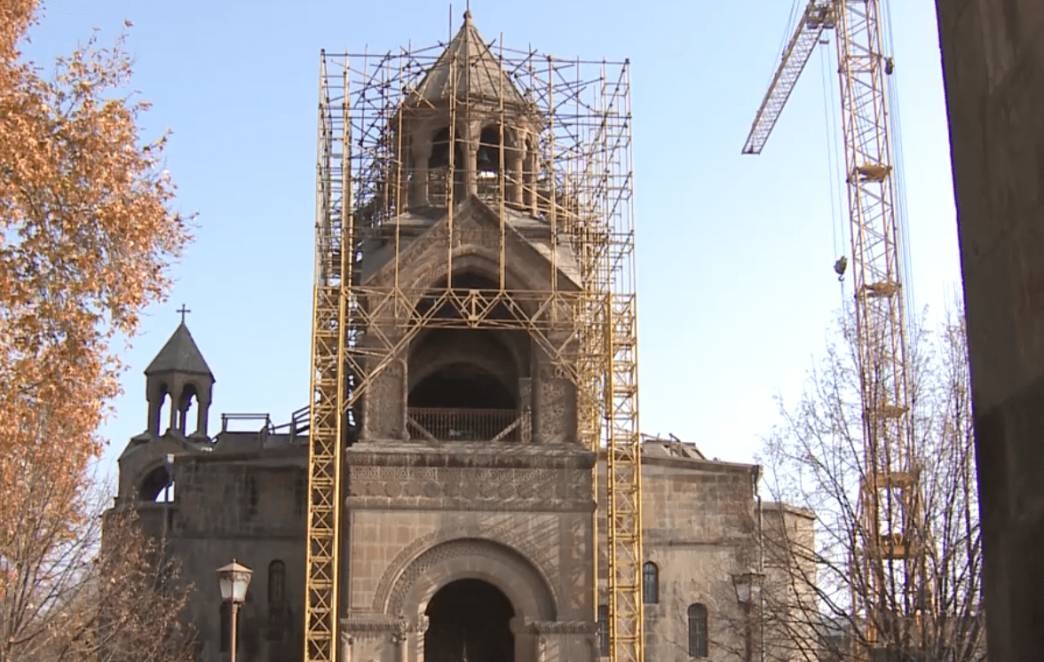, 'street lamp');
733,572,764,662
217,560,252,662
